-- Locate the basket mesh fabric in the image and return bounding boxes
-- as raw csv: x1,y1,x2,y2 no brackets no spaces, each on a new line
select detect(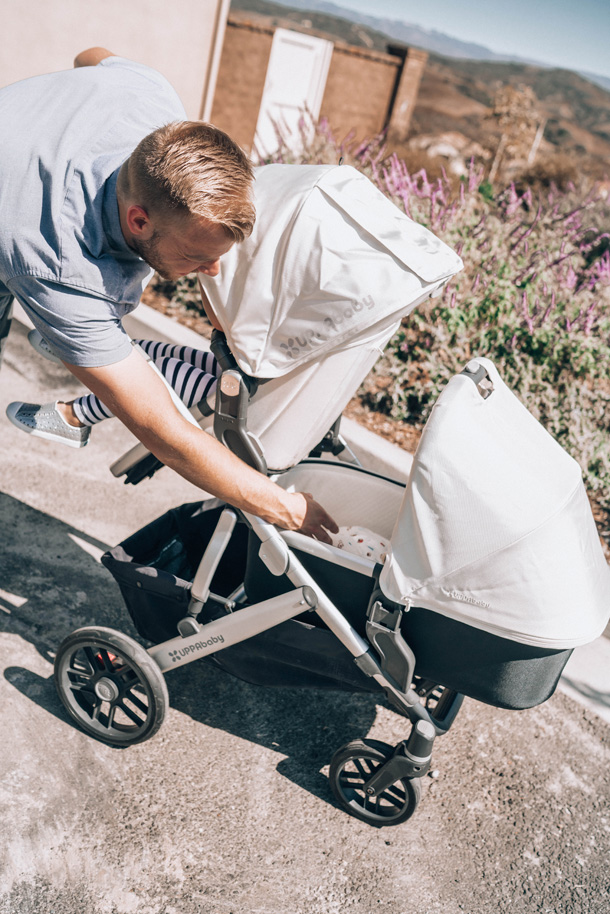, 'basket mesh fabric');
101,500,245,644
101,500,380,692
